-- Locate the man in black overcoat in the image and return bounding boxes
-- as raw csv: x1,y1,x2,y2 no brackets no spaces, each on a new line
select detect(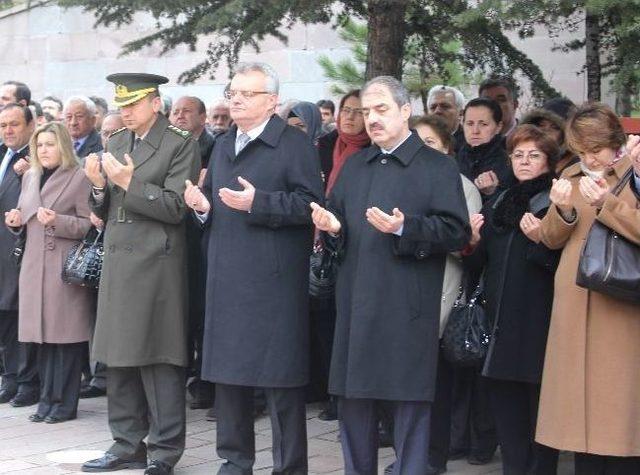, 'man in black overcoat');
0,104,39,408
184,62,324,474
311,76,471,474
